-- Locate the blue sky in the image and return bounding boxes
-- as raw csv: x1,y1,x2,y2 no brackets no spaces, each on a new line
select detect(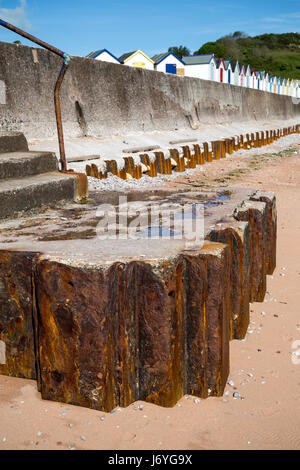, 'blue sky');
0,0,299,57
